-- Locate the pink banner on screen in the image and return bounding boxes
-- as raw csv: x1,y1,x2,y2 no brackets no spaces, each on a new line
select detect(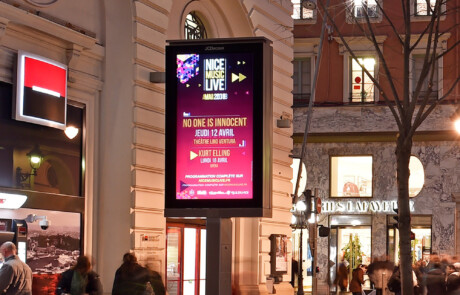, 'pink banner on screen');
176,53,254,200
